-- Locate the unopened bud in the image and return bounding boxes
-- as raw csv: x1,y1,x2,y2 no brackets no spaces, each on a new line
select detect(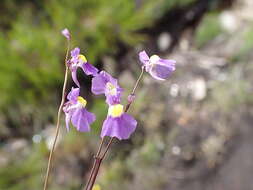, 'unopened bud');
127,94,135,103
61,28,71,40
